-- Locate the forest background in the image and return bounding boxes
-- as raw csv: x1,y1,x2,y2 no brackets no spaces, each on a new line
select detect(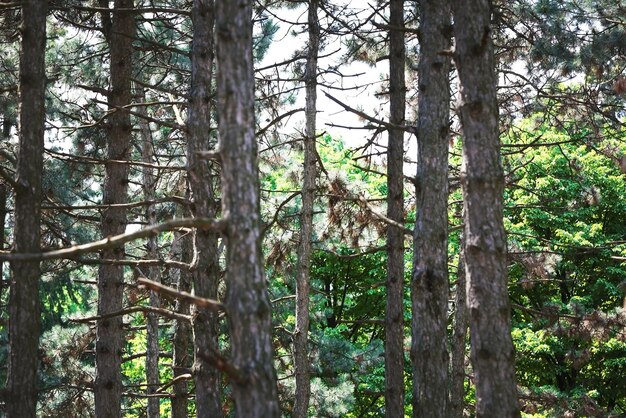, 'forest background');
0,0,626,417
